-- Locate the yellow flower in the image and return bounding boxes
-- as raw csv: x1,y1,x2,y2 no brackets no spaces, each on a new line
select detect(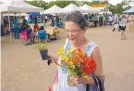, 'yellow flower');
83,75,90,80
61,56,68,61
69,61,75,69
58,46,64,56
